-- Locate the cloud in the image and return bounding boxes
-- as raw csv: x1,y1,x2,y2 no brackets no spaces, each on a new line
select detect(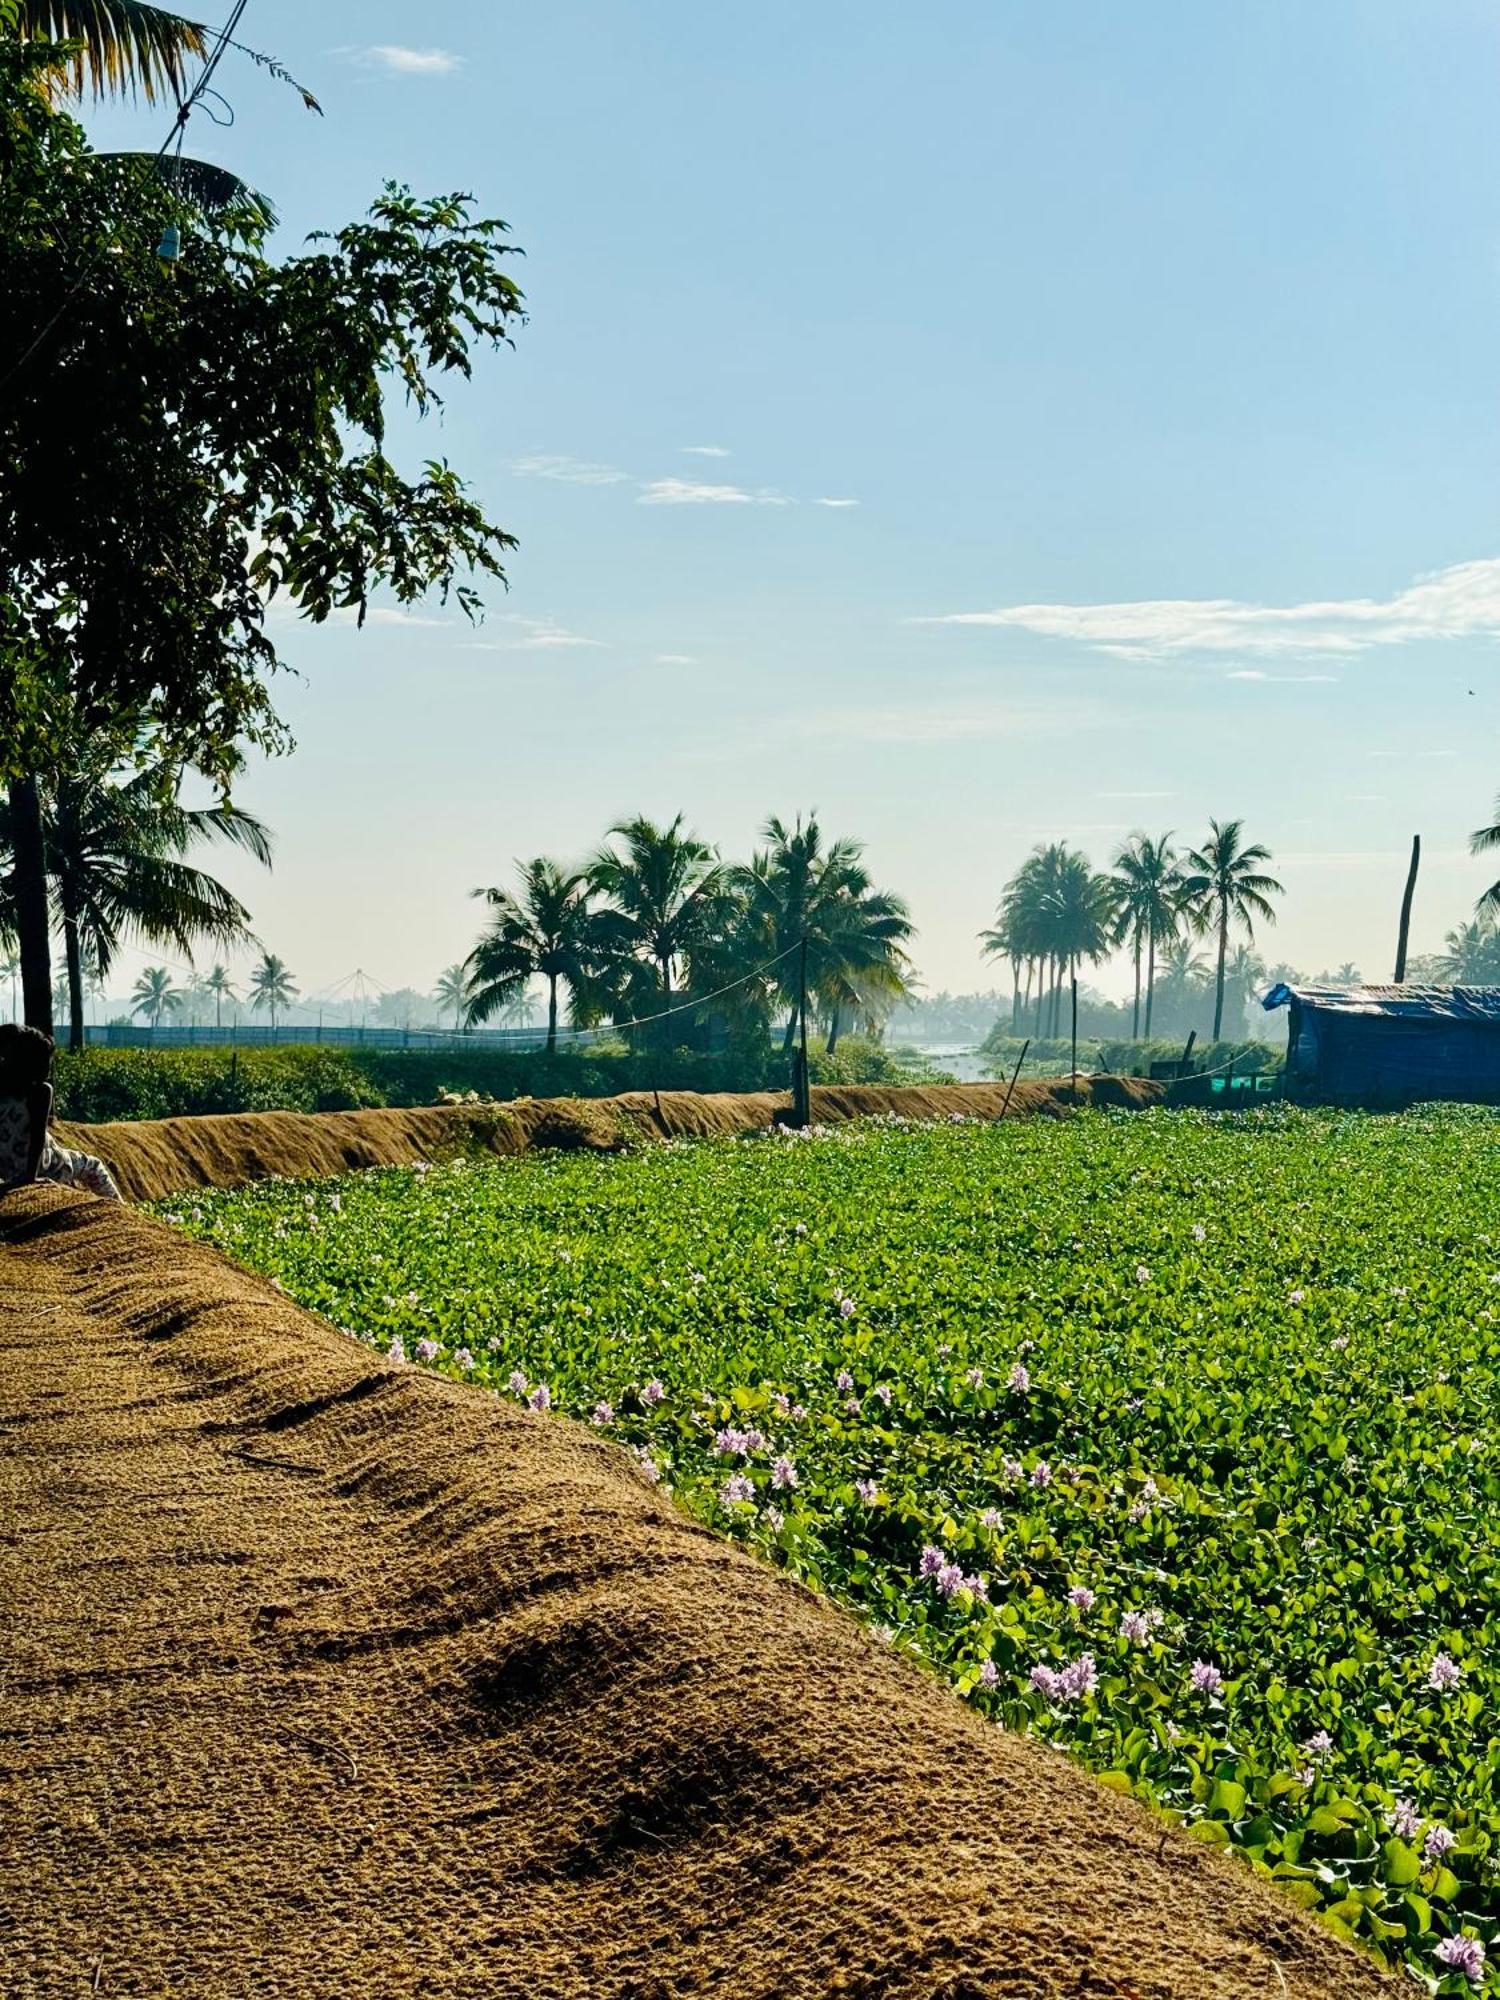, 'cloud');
357,45,461,75
464,616,604,651
681,445,731,458
923,556,1500,660
638,479,790,506
270,600,448,629
653,653,697,666
510,453,628,486
1225,670,1339,683
814,497,860,509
